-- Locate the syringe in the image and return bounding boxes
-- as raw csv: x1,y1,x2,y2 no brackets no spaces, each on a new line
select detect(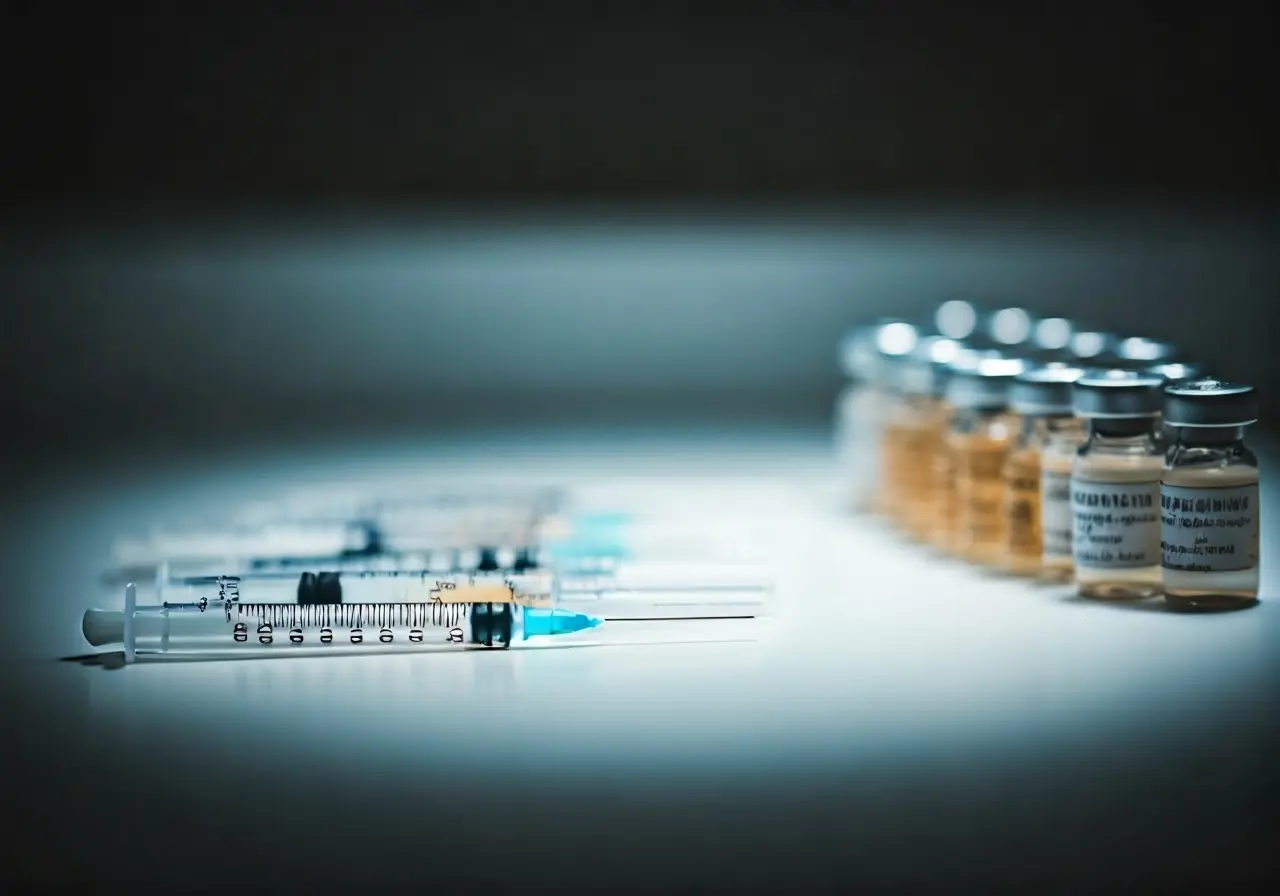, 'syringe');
106,503,756,583
232,484,565,529
81,565,772,664
107,489,560,579
135,545,546,584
